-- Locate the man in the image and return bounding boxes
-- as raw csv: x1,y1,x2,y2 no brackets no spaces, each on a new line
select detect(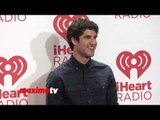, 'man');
46,18,118,105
